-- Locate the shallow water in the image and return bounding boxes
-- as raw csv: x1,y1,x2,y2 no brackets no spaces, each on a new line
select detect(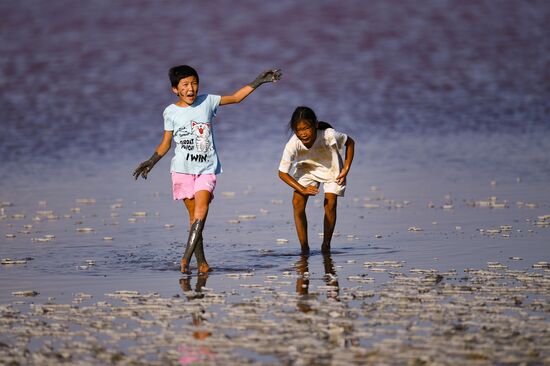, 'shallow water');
1,0,550,364
1,0,549,162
